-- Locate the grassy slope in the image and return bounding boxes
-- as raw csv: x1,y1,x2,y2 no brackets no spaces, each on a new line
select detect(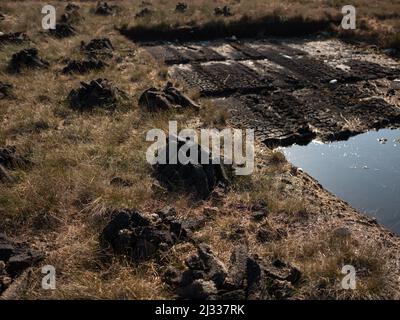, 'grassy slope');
0,1,399,299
